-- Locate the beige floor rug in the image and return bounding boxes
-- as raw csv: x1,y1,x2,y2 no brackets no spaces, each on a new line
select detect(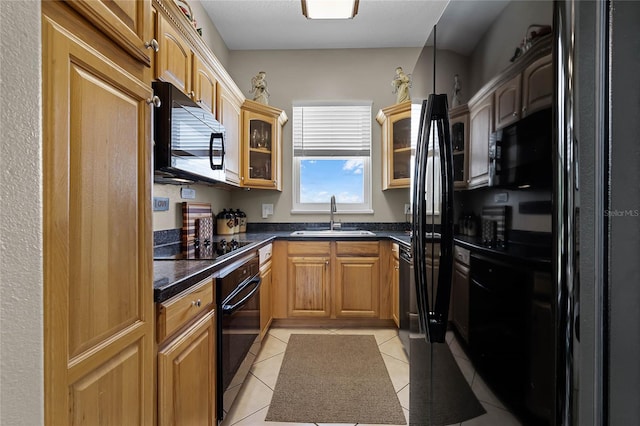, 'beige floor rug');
265,334,407,425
